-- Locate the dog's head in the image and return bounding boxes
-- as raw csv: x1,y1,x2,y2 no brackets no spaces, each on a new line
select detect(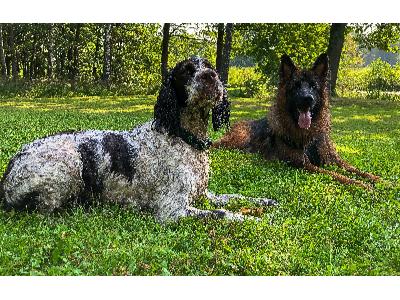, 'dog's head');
154,56,230,135
279,53,329,130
